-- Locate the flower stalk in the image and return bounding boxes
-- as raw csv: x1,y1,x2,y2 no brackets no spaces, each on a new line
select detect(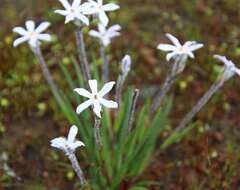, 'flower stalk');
174,54,240,132
151,56,186,114
94,116,102,148
75,25,91,87
100,44,109,83
67,149,86,185
128,89,140,133
174,79,224,132
33,45,58,92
